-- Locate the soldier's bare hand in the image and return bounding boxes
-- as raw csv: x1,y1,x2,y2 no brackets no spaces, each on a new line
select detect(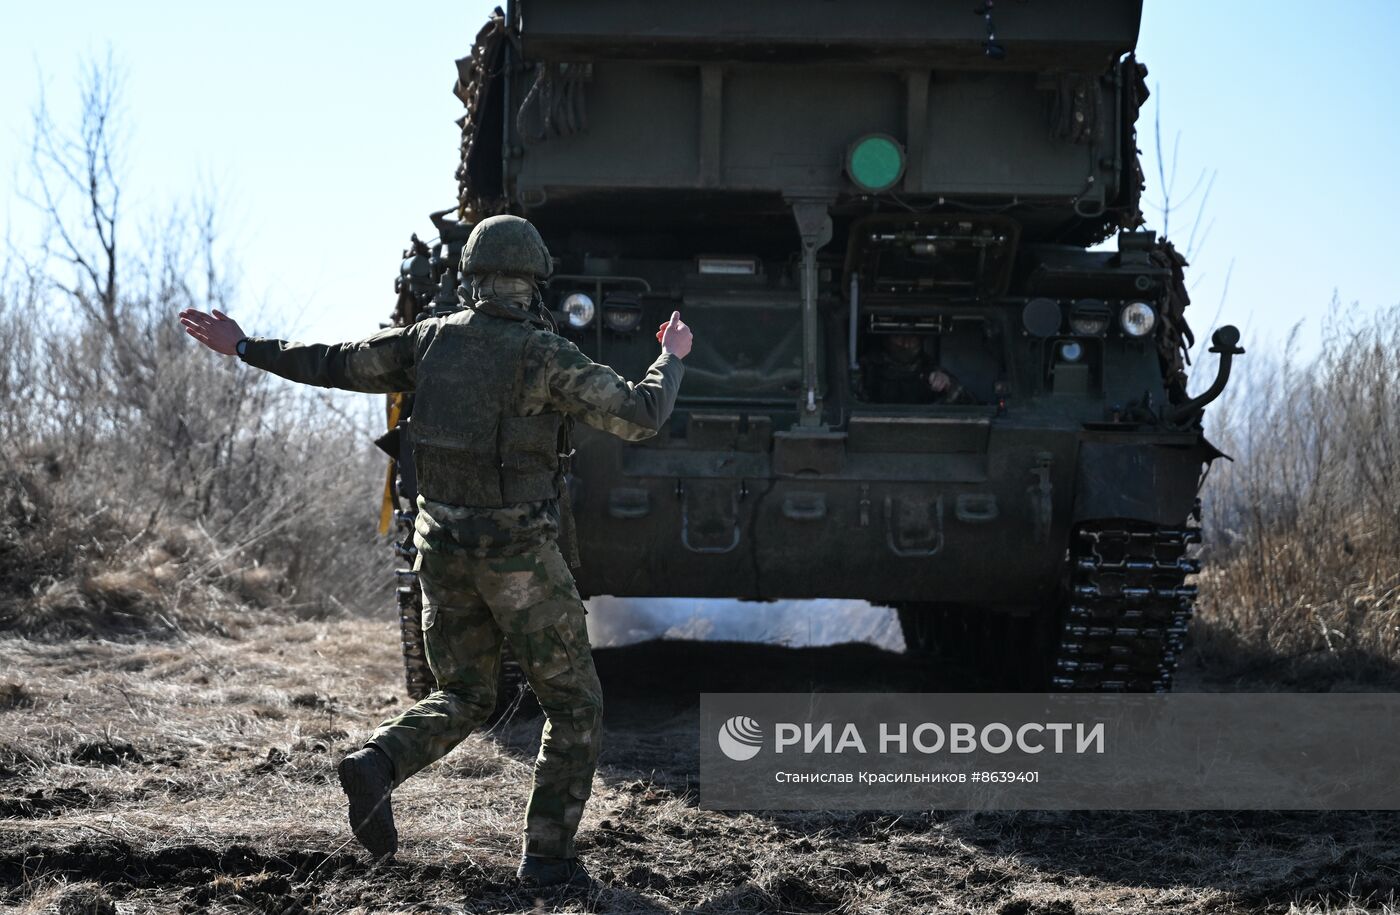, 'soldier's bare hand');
179,309,246,356
658,311,692,359
929,370,952,393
